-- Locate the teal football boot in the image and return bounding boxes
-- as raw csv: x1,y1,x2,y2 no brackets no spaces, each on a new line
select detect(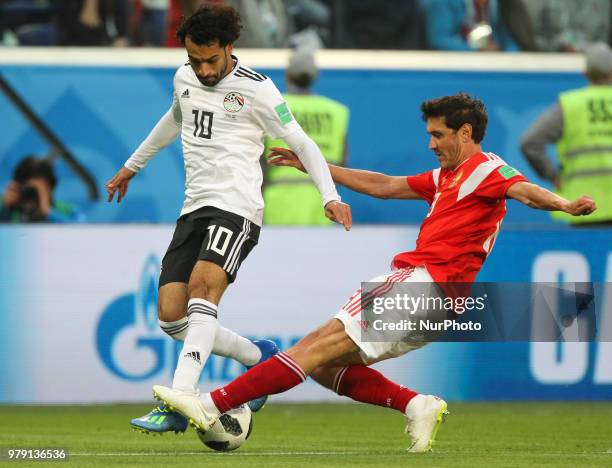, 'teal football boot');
130,404,188,434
